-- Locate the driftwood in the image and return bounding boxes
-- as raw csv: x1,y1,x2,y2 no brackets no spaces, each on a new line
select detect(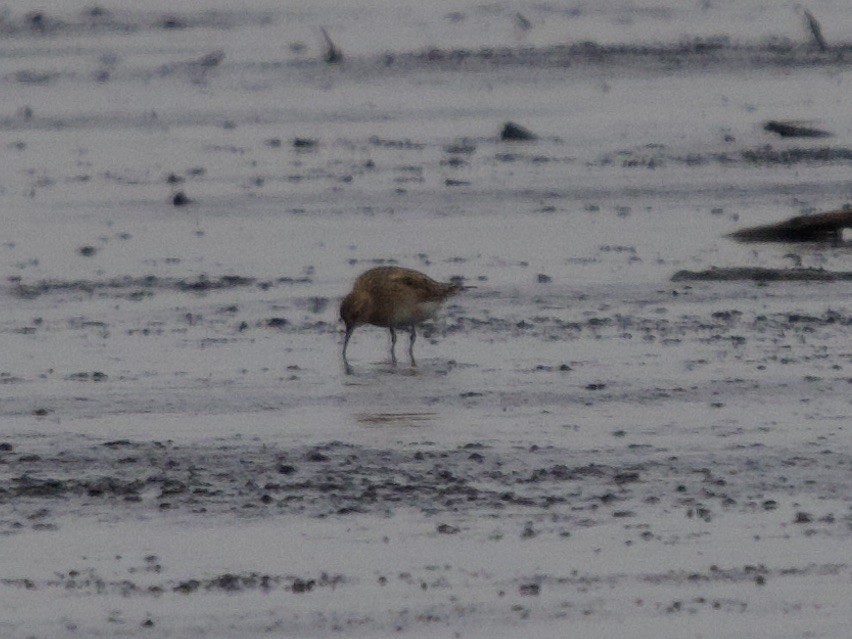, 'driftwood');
803,9,829,52
728,209,852,243
321,28,342,64
763,120,831,138
672,267,852,283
